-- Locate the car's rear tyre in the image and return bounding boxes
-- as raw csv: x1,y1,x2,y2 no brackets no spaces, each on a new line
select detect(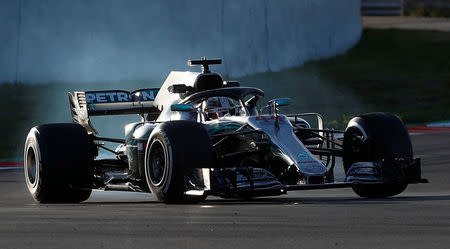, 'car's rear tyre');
144,121,214,203
24,123,94,203
344,112,412,198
